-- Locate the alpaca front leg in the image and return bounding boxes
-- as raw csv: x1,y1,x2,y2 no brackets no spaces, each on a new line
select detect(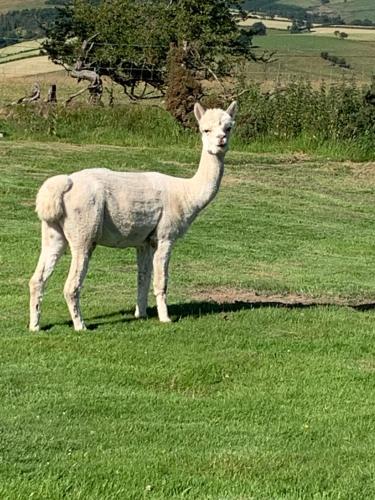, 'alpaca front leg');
153,240,172,323
64,250,90,331
29,222,66,331
135,243,153,319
